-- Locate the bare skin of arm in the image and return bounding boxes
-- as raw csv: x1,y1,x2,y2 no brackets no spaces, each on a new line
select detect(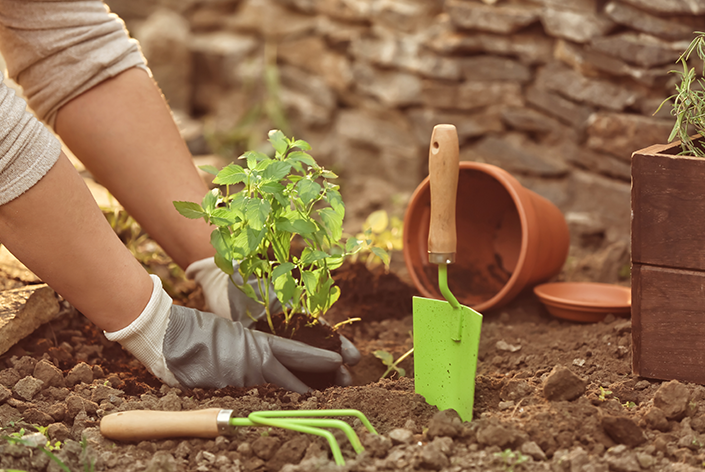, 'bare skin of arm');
0,152,151,332
54,67,215,270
